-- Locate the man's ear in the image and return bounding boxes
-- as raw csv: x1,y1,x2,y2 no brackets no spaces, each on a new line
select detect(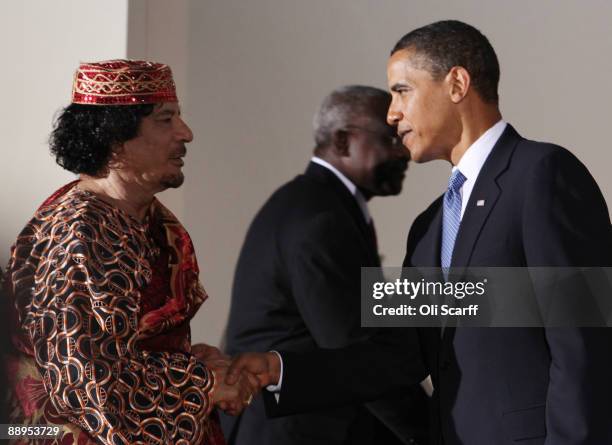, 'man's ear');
447,66,471,103
107,143,126,170
331,129,350,157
